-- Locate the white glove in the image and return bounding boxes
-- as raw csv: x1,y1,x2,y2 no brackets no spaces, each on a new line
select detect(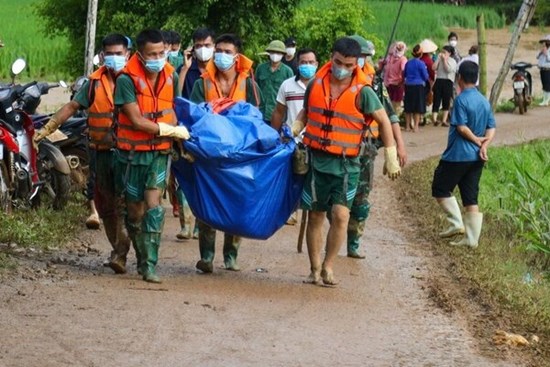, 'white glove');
383,145,401,180
291,120,305,137
158,123,190,140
